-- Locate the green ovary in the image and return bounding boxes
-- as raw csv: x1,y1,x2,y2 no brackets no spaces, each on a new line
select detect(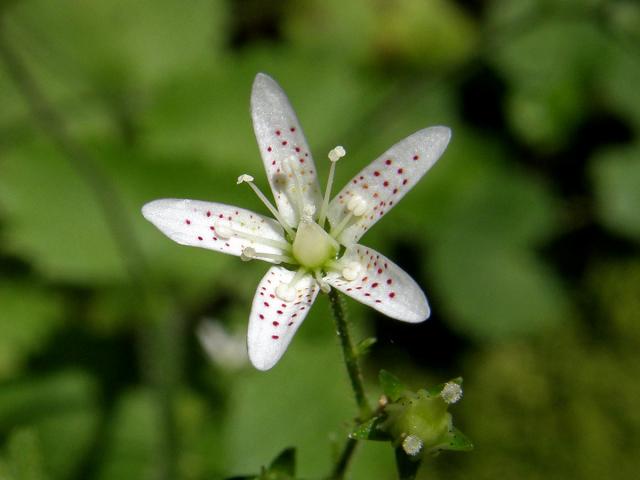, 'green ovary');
292,220,338,268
